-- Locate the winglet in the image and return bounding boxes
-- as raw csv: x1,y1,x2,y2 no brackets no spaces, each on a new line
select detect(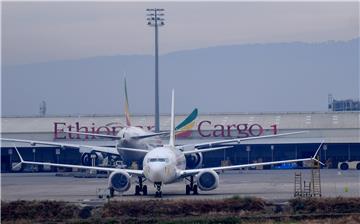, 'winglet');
312,140,324,160
13,145,24,169
169,89,175,147
311,140,325,166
